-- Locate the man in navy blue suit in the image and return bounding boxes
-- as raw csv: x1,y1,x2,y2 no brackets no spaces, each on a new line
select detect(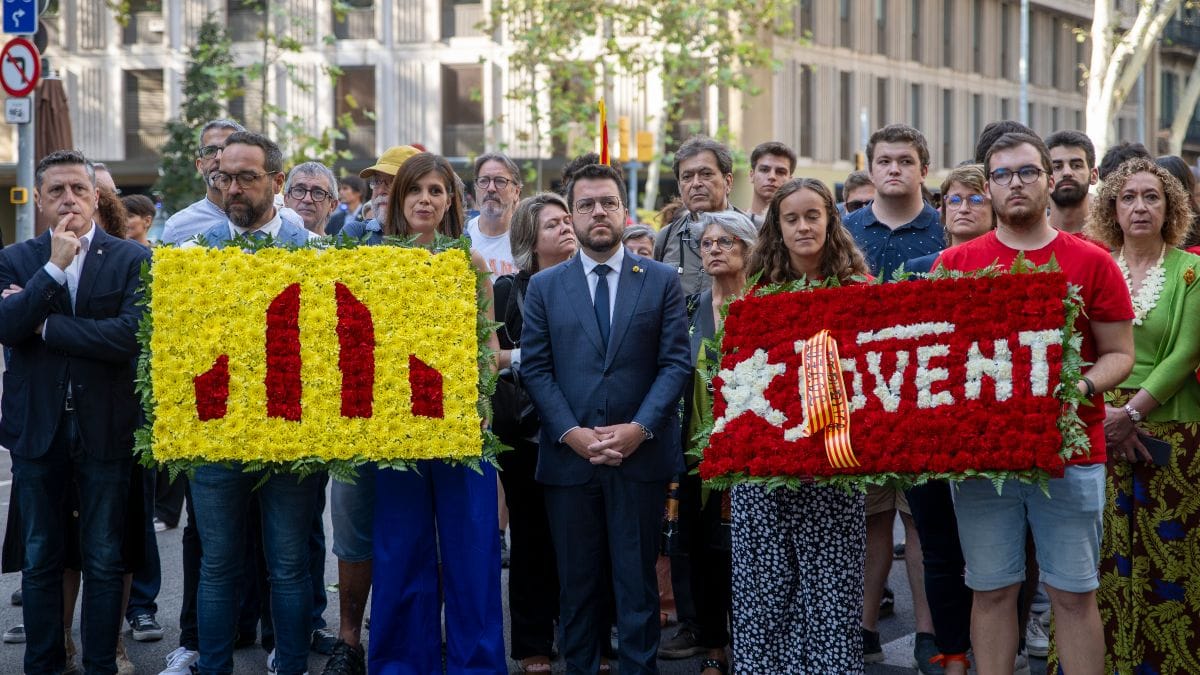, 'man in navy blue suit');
521,163,692,673
0,150,150,674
